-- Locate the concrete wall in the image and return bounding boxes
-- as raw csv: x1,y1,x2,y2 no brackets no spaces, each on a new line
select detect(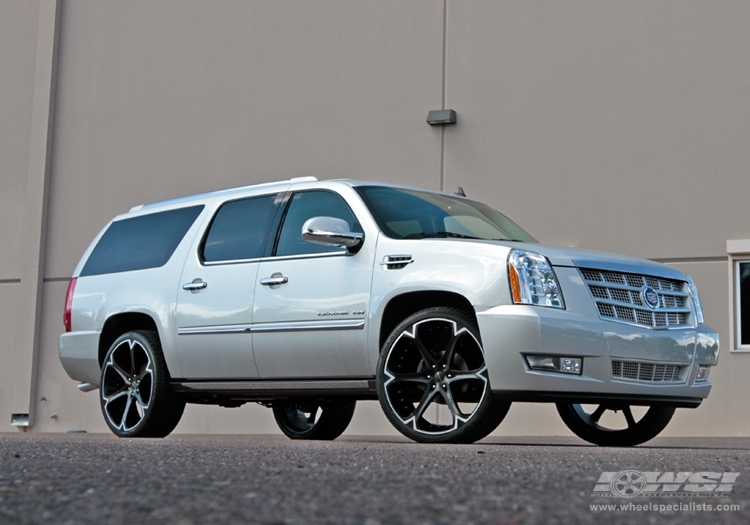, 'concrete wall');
4,1,750,437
